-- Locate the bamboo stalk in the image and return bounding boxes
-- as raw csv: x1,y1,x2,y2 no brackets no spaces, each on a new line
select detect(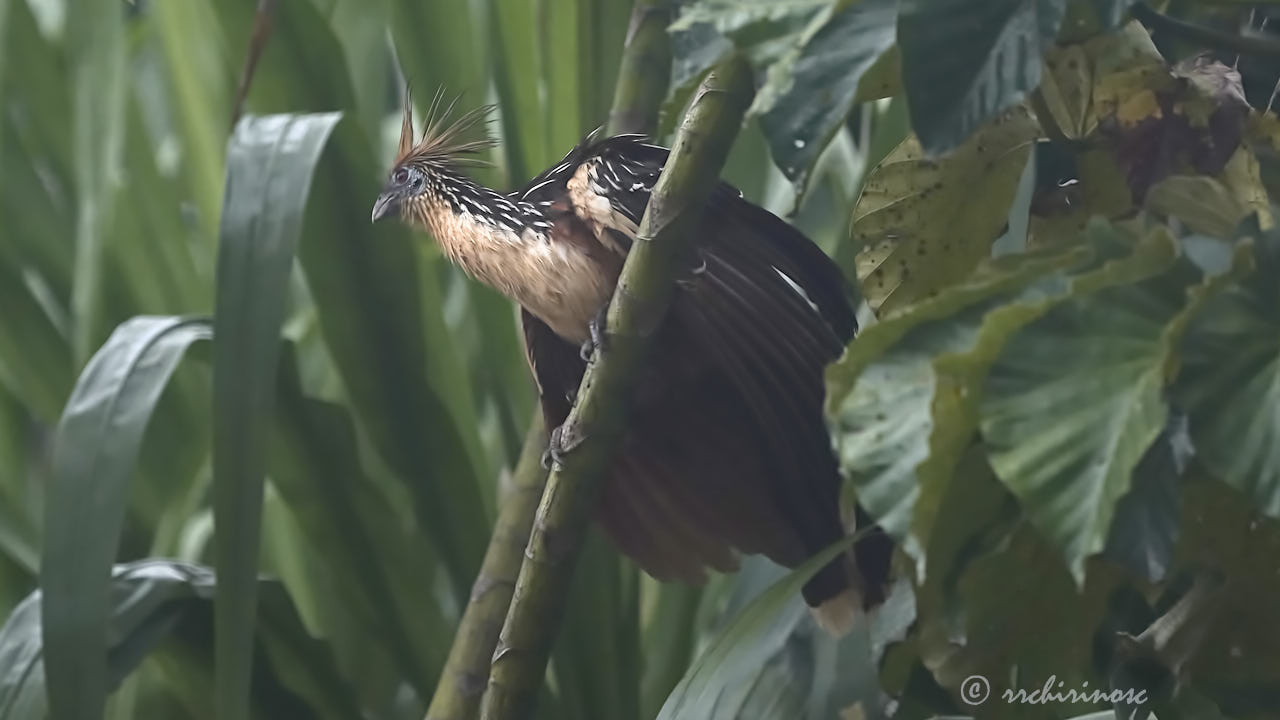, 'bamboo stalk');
478,56,755,720
424,416,549,720
608,0,673,137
